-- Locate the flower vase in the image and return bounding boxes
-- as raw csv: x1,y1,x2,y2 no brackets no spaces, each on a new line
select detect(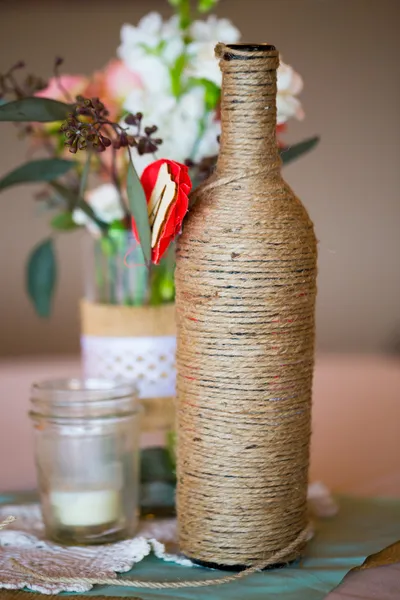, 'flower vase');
175,44,317,567
80,230,177,515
